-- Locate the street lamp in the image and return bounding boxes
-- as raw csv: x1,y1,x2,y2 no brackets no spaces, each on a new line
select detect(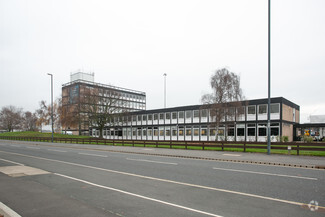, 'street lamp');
47,73,54,143
267,0,271,155
163,73,167,108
